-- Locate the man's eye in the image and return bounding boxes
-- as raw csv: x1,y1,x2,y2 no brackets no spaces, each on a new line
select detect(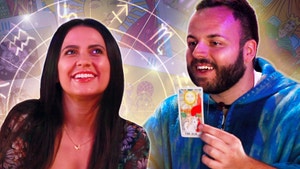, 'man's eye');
188,41,197,48
211,41,222,46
